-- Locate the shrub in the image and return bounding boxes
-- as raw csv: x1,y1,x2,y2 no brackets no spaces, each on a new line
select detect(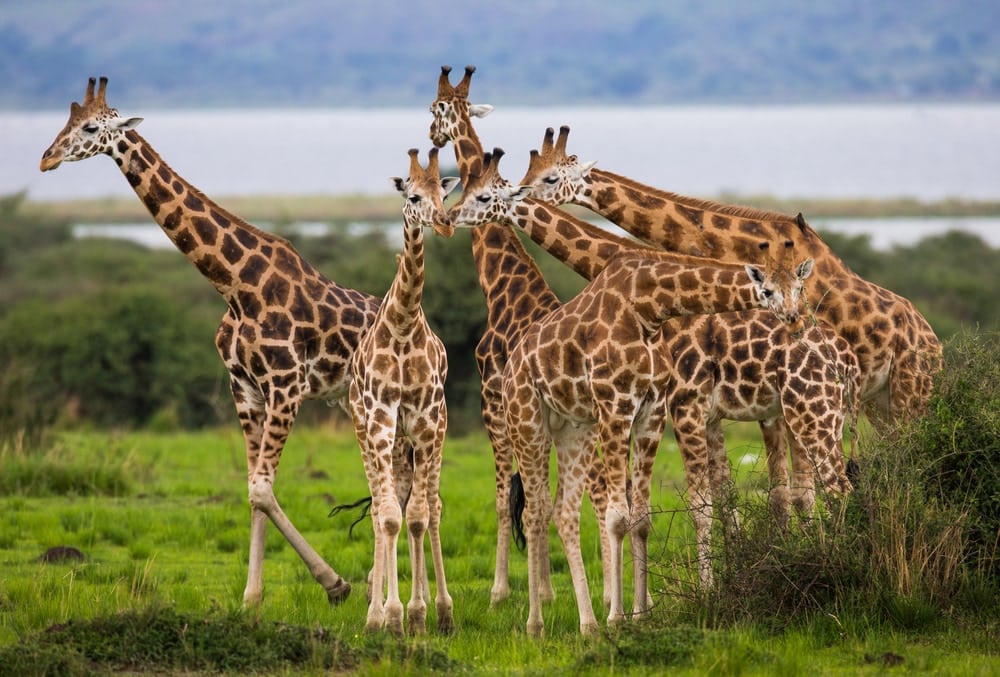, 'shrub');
658,329,999,630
